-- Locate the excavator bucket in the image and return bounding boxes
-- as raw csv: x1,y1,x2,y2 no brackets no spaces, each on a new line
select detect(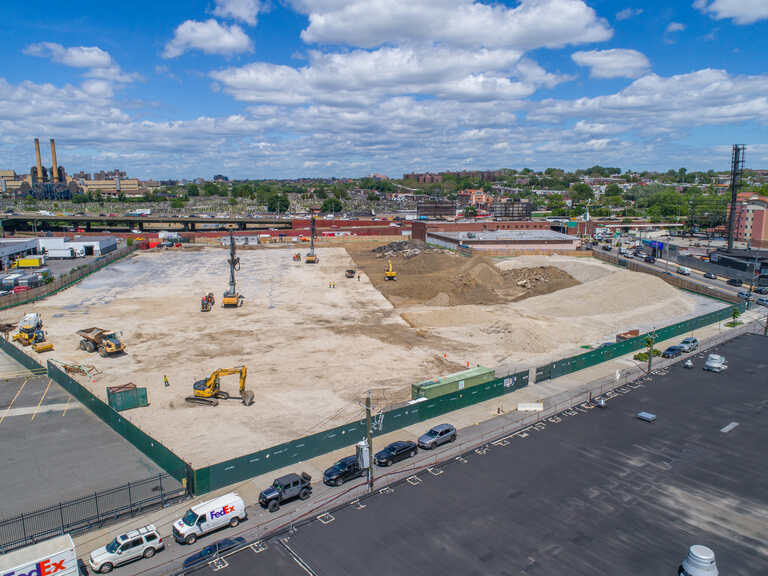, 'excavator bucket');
242,389,255,406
